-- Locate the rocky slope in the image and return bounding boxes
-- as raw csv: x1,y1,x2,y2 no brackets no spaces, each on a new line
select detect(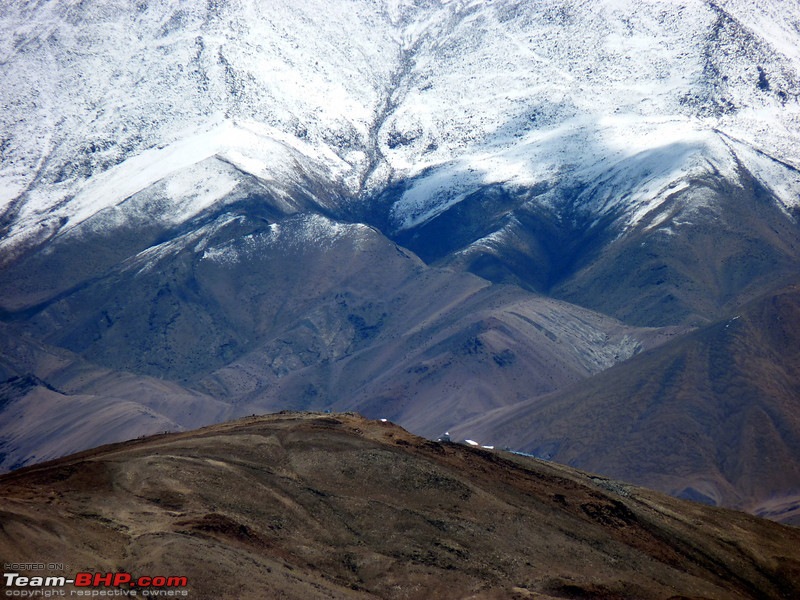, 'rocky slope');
453,284,800,523
2,412,799,600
